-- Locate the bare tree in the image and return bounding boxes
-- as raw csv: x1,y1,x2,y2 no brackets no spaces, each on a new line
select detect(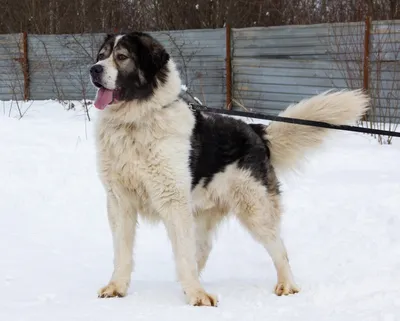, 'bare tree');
1,0,399,35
